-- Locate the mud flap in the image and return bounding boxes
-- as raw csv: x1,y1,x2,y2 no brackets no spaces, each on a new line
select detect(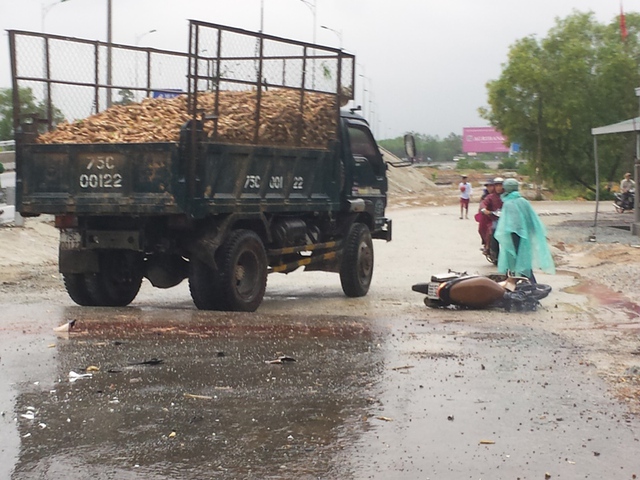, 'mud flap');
59,249,99,274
